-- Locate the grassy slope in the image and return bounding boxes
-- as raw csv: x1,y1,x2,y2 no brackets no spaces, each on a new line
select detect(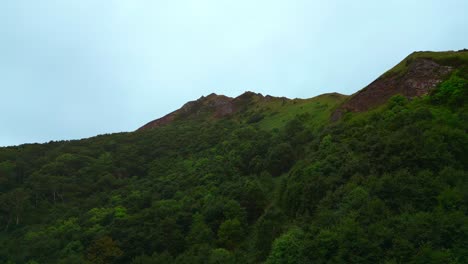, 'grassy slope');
383,50,468,77
251,93,348,130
